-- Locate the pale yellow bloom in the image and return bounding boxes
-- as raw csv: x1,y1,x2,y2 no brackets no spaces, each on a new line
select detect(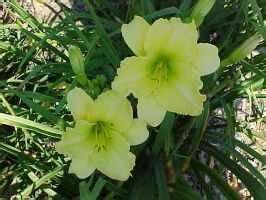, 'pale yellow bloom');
112,16,220,126
56,88,148,181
